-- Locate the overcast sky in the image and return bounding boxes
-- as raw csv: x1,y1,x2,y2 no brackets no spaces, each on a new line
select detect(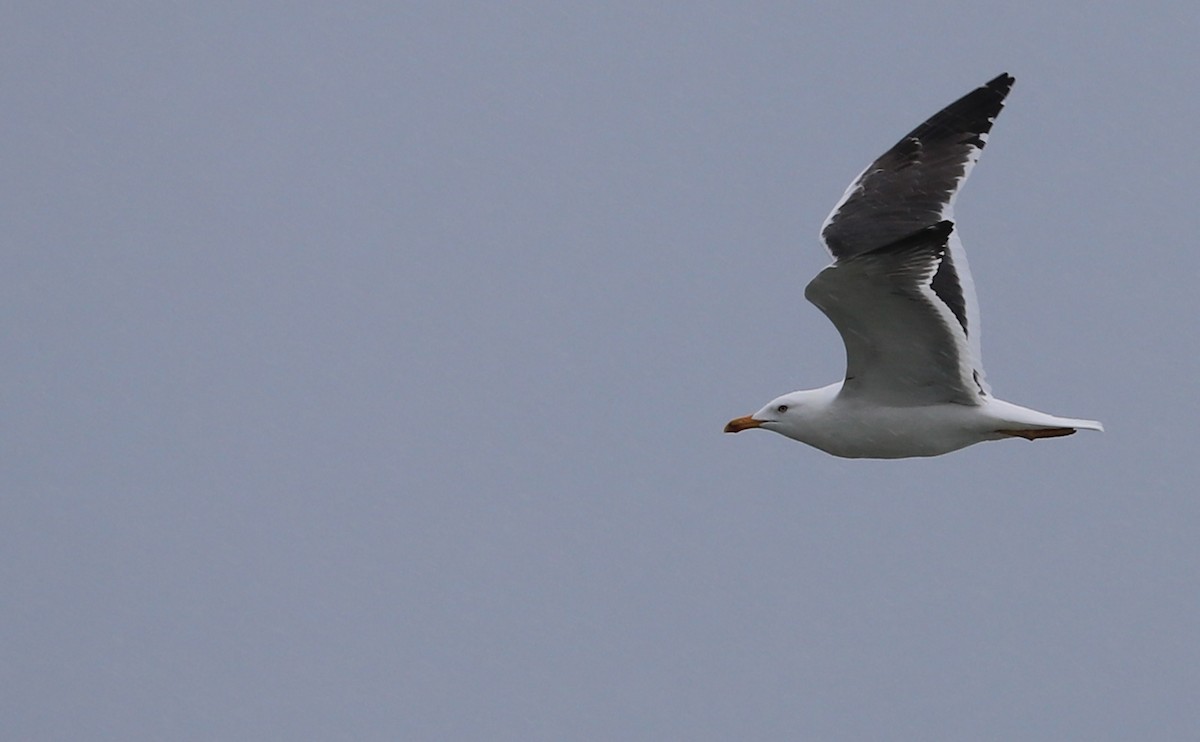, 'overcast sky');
4,3,1199,740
